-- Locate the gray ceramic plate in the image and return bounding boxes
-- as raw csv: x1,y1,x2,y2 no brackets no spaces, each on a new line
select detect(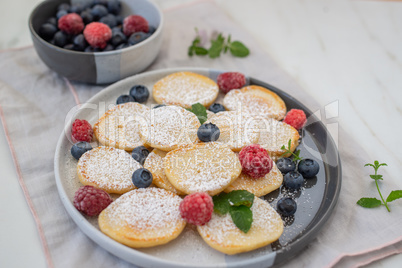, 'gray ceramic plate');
54,67,341,268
